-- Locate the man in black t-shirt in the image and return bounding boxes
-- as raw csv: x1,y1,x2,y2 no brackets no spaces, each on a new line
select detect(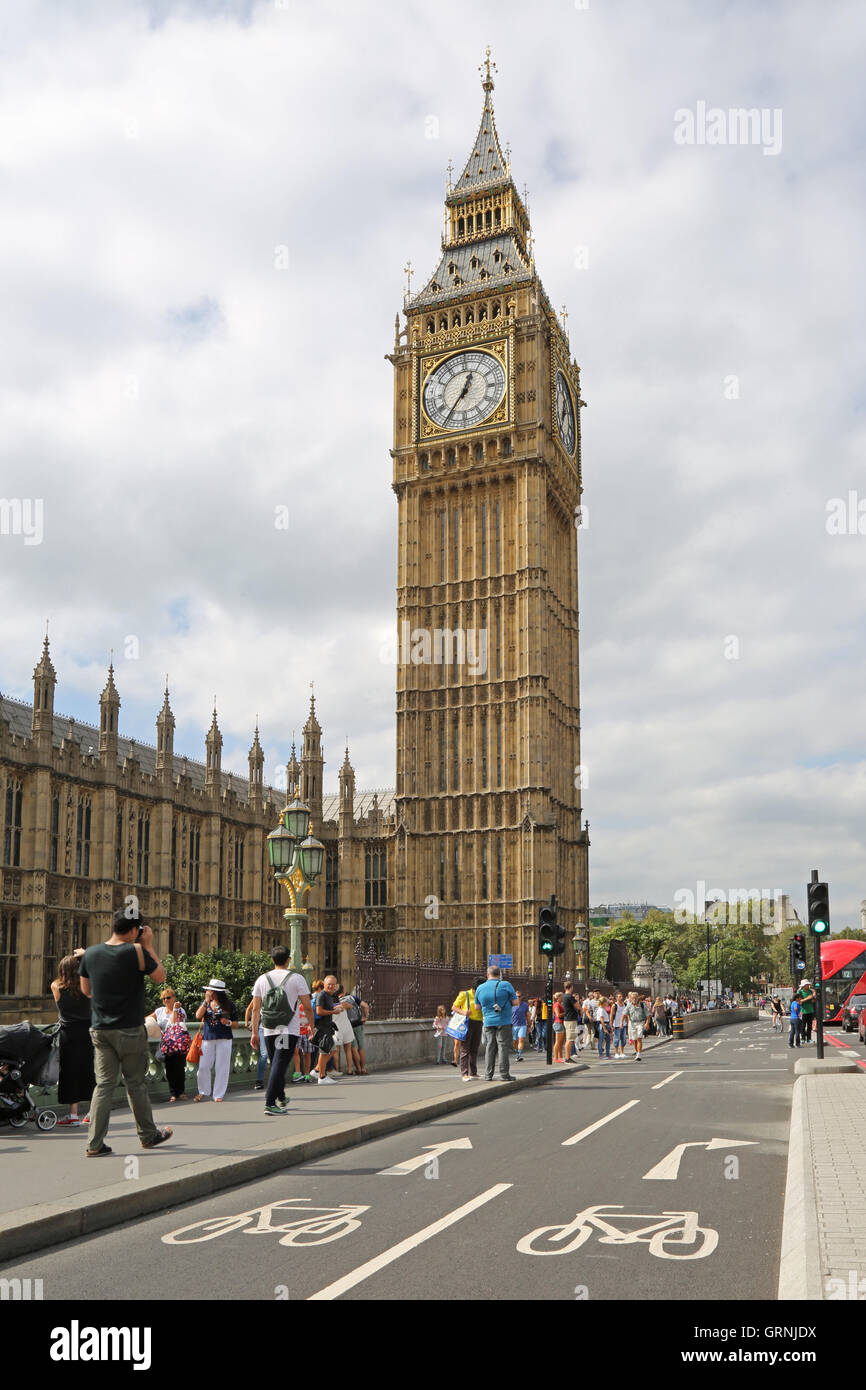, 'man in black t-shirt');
313,974,344,1086
79,909,171,1156
562,986,581,1062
